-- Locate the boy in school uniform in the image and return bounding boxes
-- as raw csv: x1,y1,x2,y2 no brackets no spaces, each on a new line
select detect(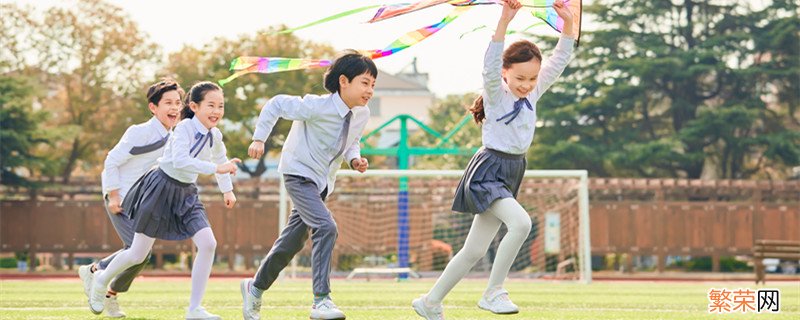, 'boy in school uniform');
240,51,377,320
